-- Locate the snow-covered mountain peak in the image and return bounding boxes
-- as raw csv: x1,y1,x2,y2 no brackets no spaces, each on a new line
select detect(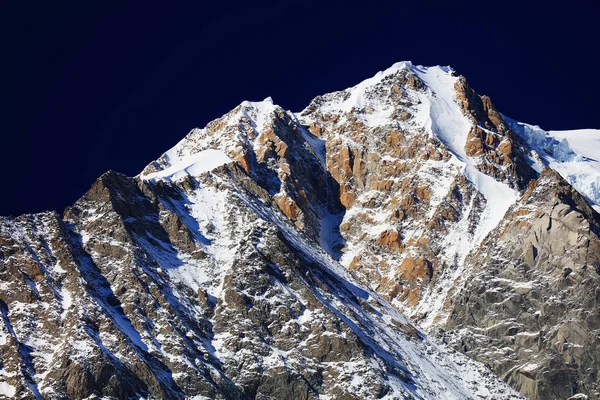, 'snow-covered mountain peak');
299,61,457,119
143,62,463,184
139,95,287,181
238,95,280,132
240,96,275,108
340,60,455,95
239,96,279,122
5,61,600,400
